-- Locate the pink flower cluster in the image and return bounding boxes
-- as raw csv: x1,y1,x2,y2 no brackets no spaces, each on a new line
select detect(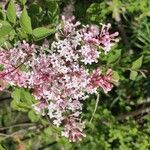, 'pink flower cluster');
62,117,86,142
0,42,34,90
0,16,118,142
